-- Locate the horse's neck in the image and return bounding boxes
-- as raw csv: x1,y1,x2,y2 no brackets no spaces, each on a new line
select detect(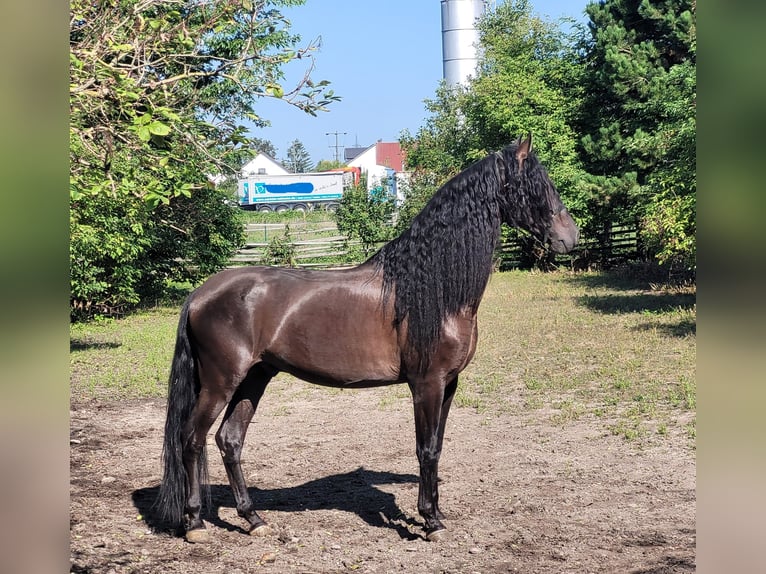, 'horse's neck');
428,208,499,304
